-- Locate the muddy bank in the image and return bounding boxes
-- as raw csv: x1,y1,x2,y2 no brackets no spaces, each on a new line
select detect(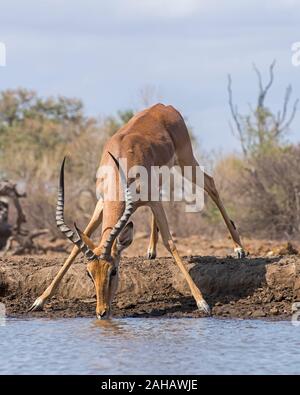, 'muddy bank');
0,252,299,319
